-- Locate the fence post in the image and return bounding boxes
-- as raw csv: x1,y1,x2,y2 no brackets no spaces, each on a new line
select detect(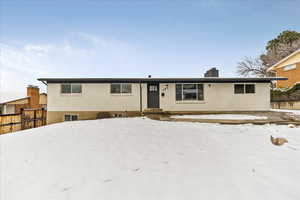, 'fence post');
20,108,24,130
33,110,37,128
10,116,13,133
41,108,45,126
